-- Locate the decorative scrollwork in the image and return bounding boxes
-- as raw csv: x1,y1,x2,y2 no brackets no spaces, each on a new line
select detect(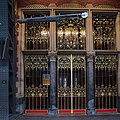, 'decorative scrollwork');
58,87,71,97
25,14,49,50
95,55,117,70
24,55,49,70
58,56,71,69
95,85,117,97
73,55,85,69
93,14,116,50
73,85,86,97
25,86,48,97
57,16,86,50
